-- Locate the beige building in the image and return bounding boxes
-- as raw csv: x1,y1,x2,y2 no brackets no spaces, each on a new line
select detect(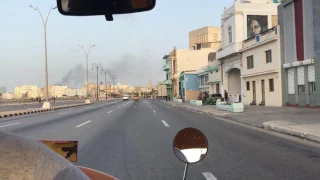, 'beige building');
240,26,282,106
157,82,167,97
2,92,15,100
14,85,38,99
189,26,221,50
207,52,222,94
51,86,68,97
171,47,219,97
